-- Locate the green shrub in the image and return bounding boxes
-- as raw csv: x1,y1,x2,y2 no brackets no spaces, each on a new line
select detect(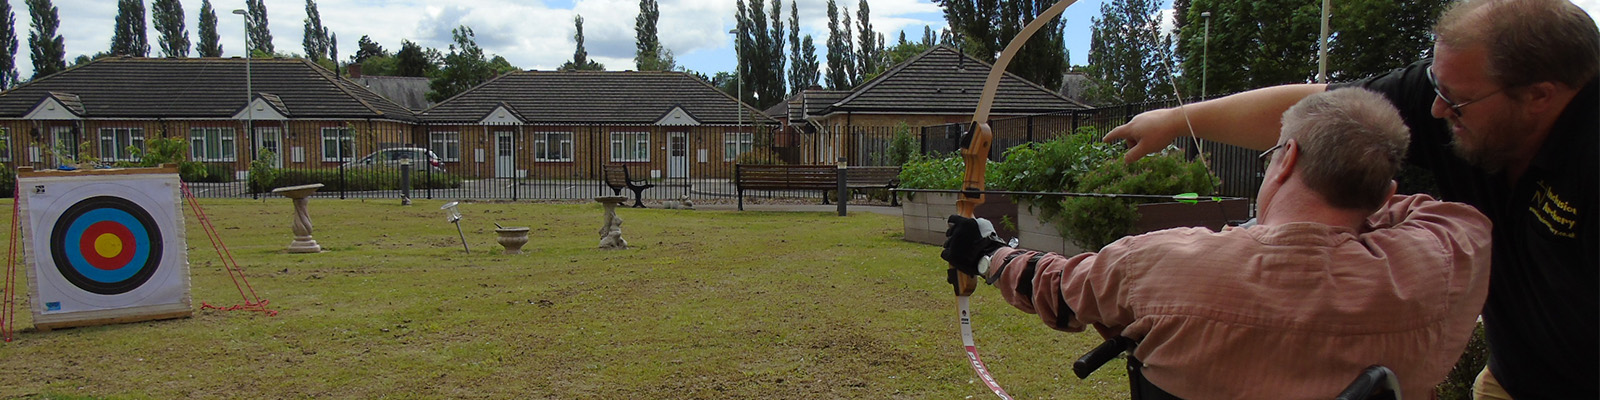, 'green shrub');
735,147,785,165
991,127,1120,199
1051,149,1219,249
888,122,920,166
256,168,464,193
1435,323,1489,400
247,149,283,193
186,164,235,183
0,166,13,198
